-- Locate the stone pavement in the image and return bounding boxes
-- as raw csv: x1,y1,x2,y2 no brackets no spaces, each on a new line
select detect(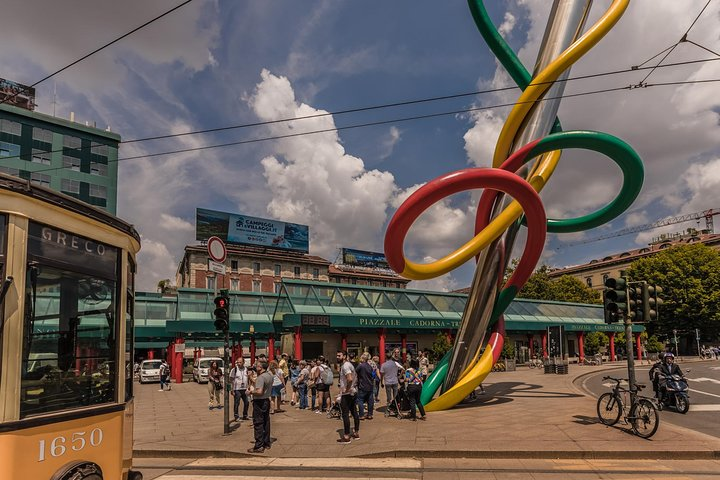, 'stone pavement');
133,360,720,460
